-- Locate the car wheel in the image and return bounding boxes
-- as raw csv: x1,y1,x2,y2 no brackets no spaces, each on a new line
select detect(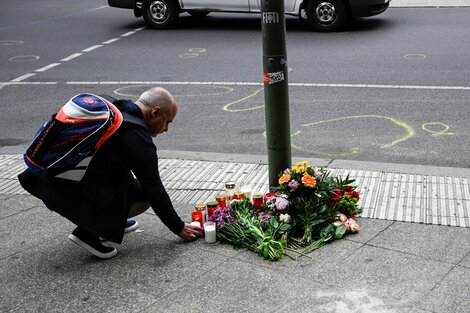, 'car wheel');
188,11,210,18
306,0,347,32
143,0,178,29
